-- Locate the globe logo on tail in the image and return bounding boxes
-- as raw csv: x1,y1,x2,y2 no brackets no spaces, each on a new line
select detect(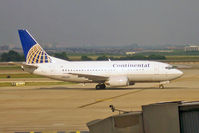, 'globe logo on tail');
26,44,52,64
